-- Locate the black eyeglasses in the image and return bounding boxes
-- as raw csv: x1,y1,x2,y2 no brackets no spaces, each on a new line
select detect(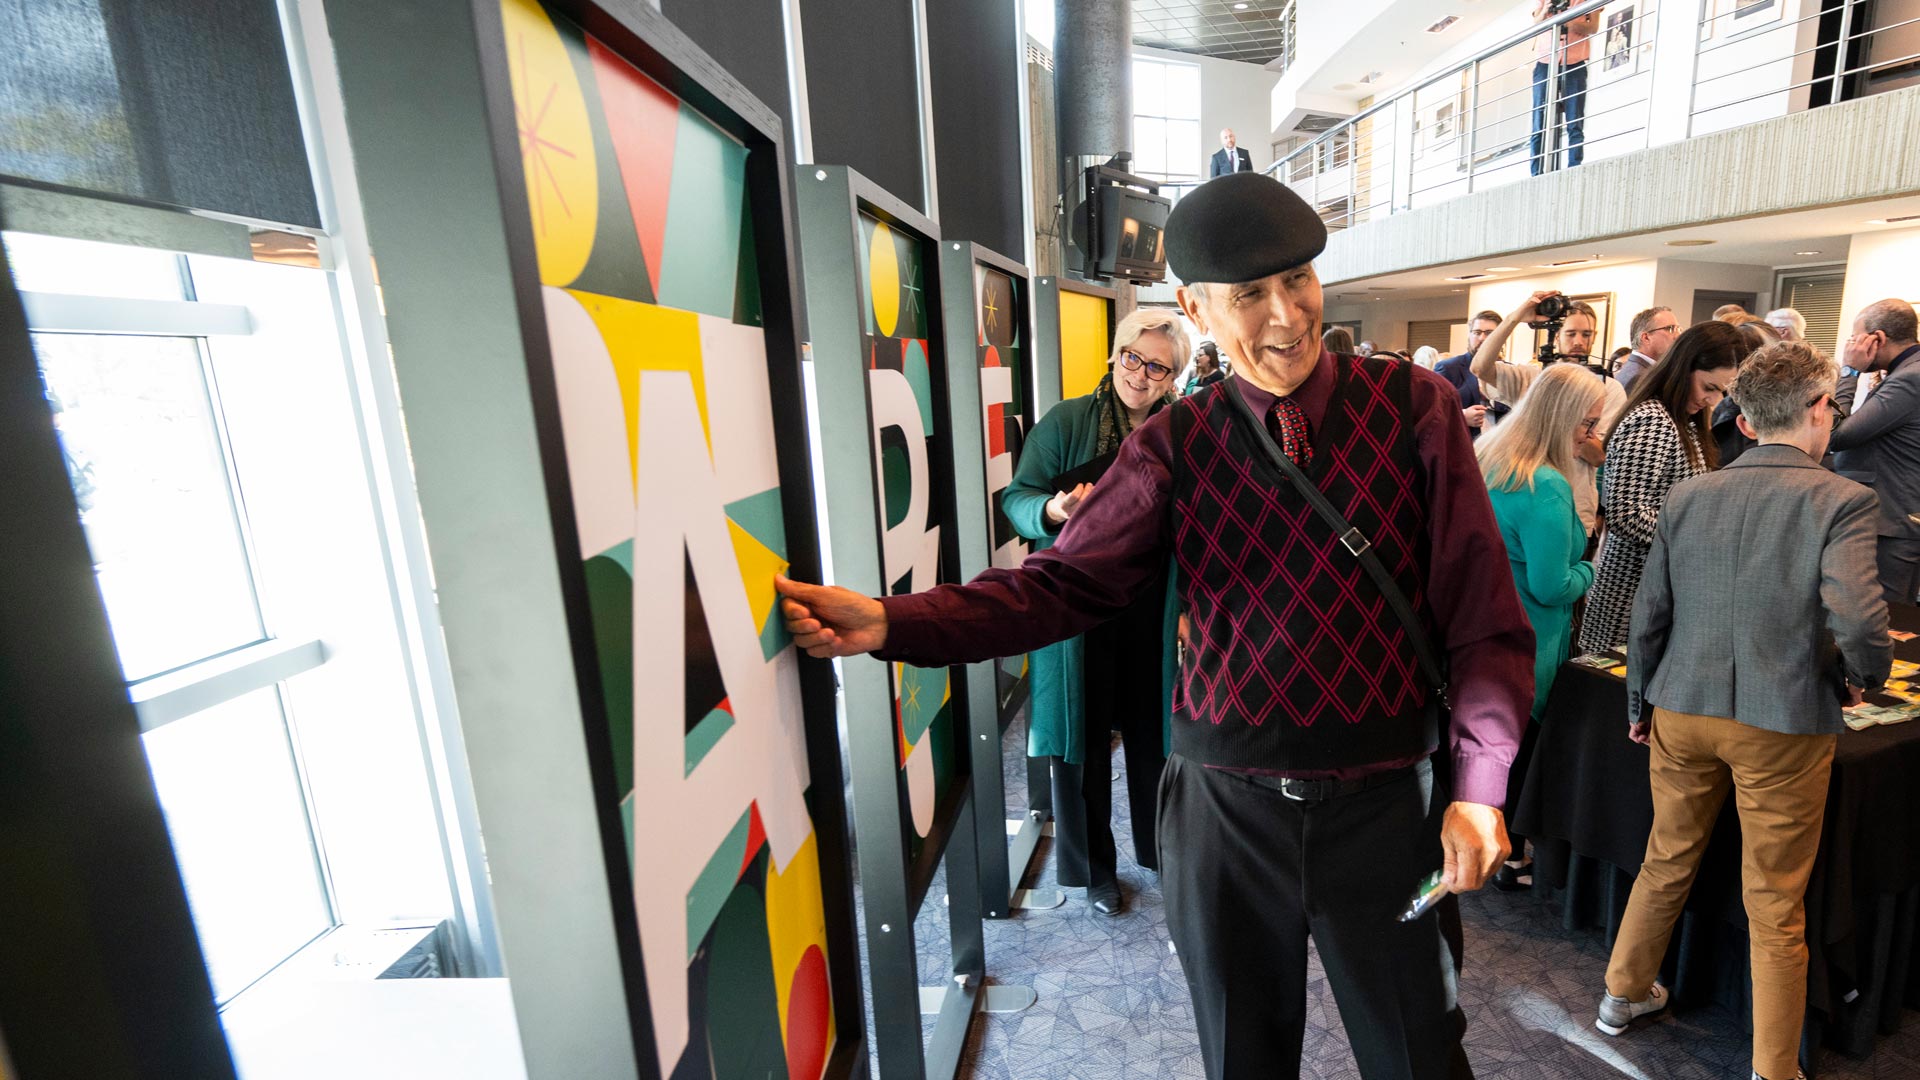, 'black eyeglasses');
1649,324,1679,336
1807,393,1840,417
1578,416,1602,437
1119,350,1174,382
